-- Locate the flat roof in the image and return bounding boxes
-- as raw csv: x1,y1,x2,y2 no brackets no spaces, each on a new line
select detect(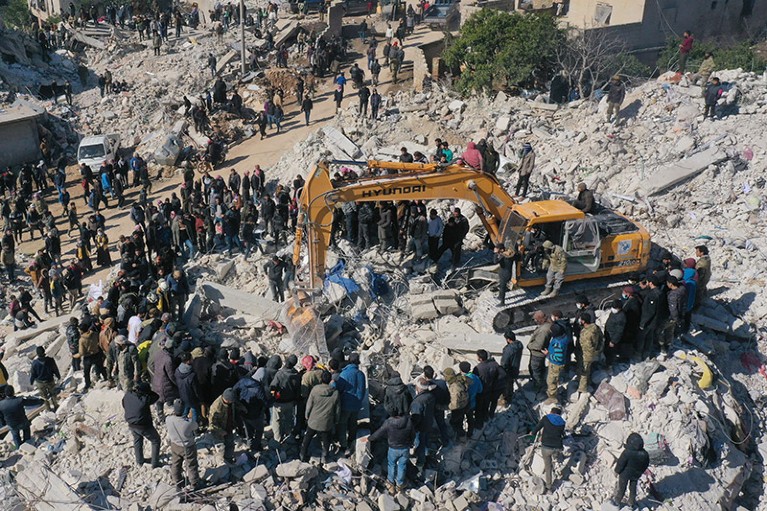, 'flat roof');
0,99,46,125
